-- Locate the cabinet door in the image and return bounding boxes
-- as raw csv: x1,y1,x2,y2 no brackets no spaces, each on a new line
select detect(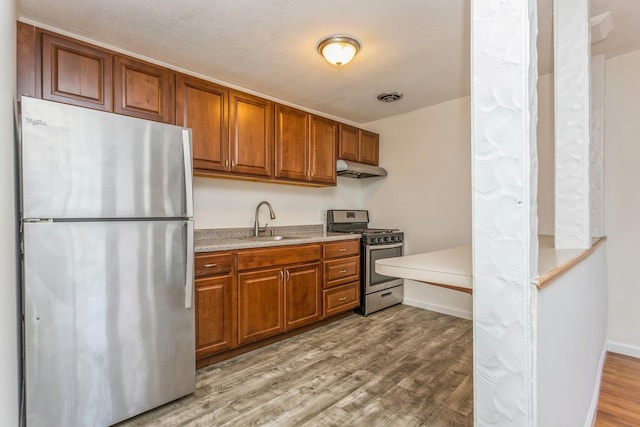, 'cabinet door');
229,90,274,177
285,263,322,330
275,105,309,181
114,56,175,123
238,268,284,344
195,274,236,358
338,123,359,161
177,75,229,172
309,115,337,185
359,130,380,166
41,32,113,111
17,22,37,98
